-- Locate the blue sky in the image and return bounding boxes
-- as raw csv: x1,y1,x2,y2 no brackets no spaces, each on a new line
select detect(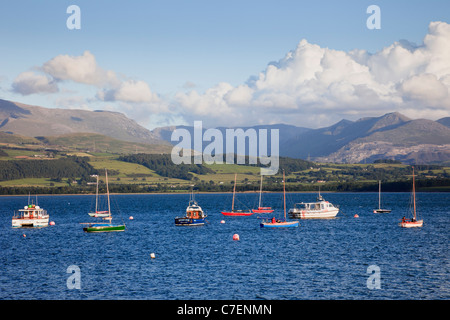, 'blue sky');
1,0,449,128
